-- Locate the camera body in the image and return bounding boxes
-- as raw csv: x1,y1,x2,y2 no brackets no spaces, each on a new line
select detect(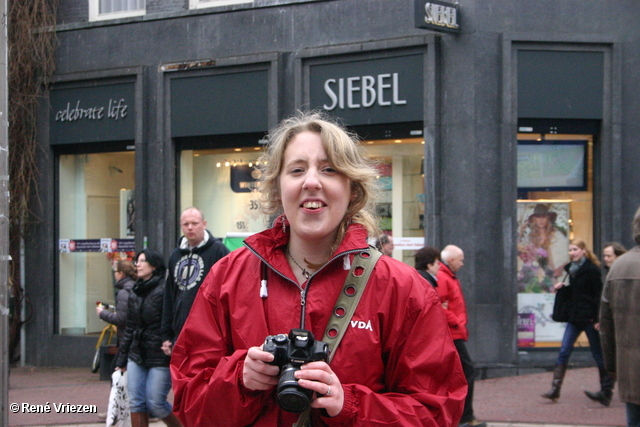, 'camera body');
264,328,329,413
